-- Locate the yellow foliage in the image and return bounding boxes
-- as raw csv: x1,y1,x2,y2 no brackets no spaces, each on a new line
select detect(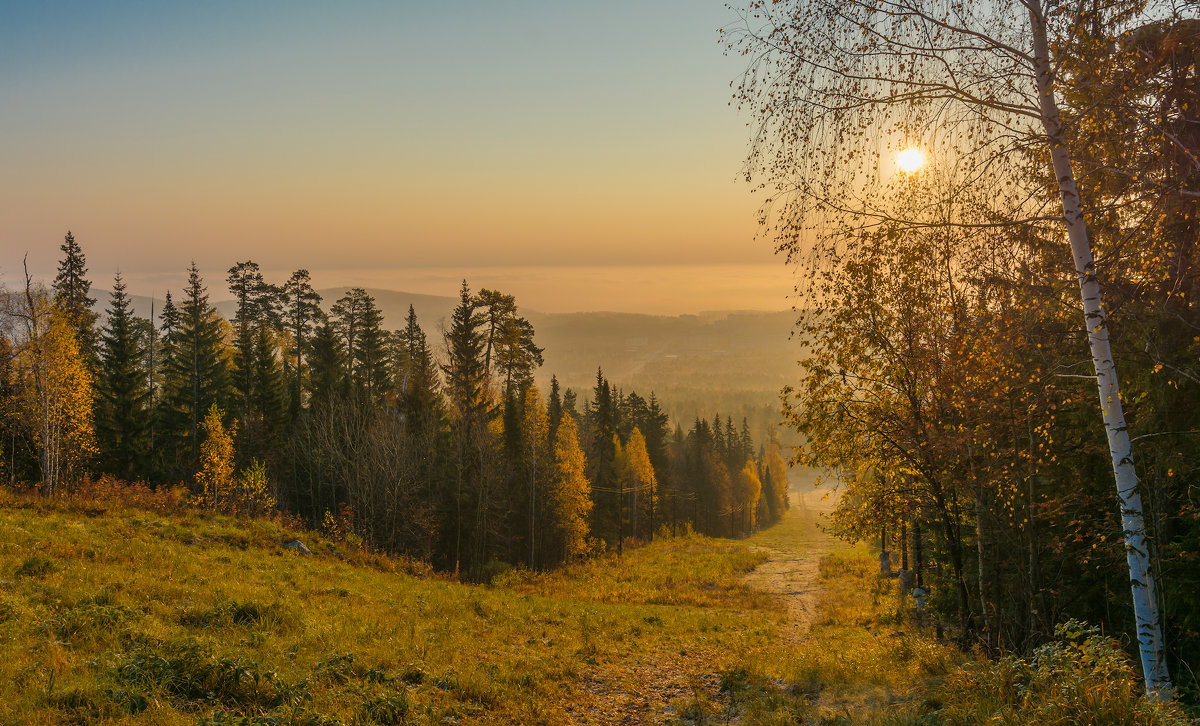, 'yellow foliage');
621,427,657,538
551,414,592,561
194,404,235,510
193,406,276,517
735,458,762,532
235,459,276,518
14,296,96,494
